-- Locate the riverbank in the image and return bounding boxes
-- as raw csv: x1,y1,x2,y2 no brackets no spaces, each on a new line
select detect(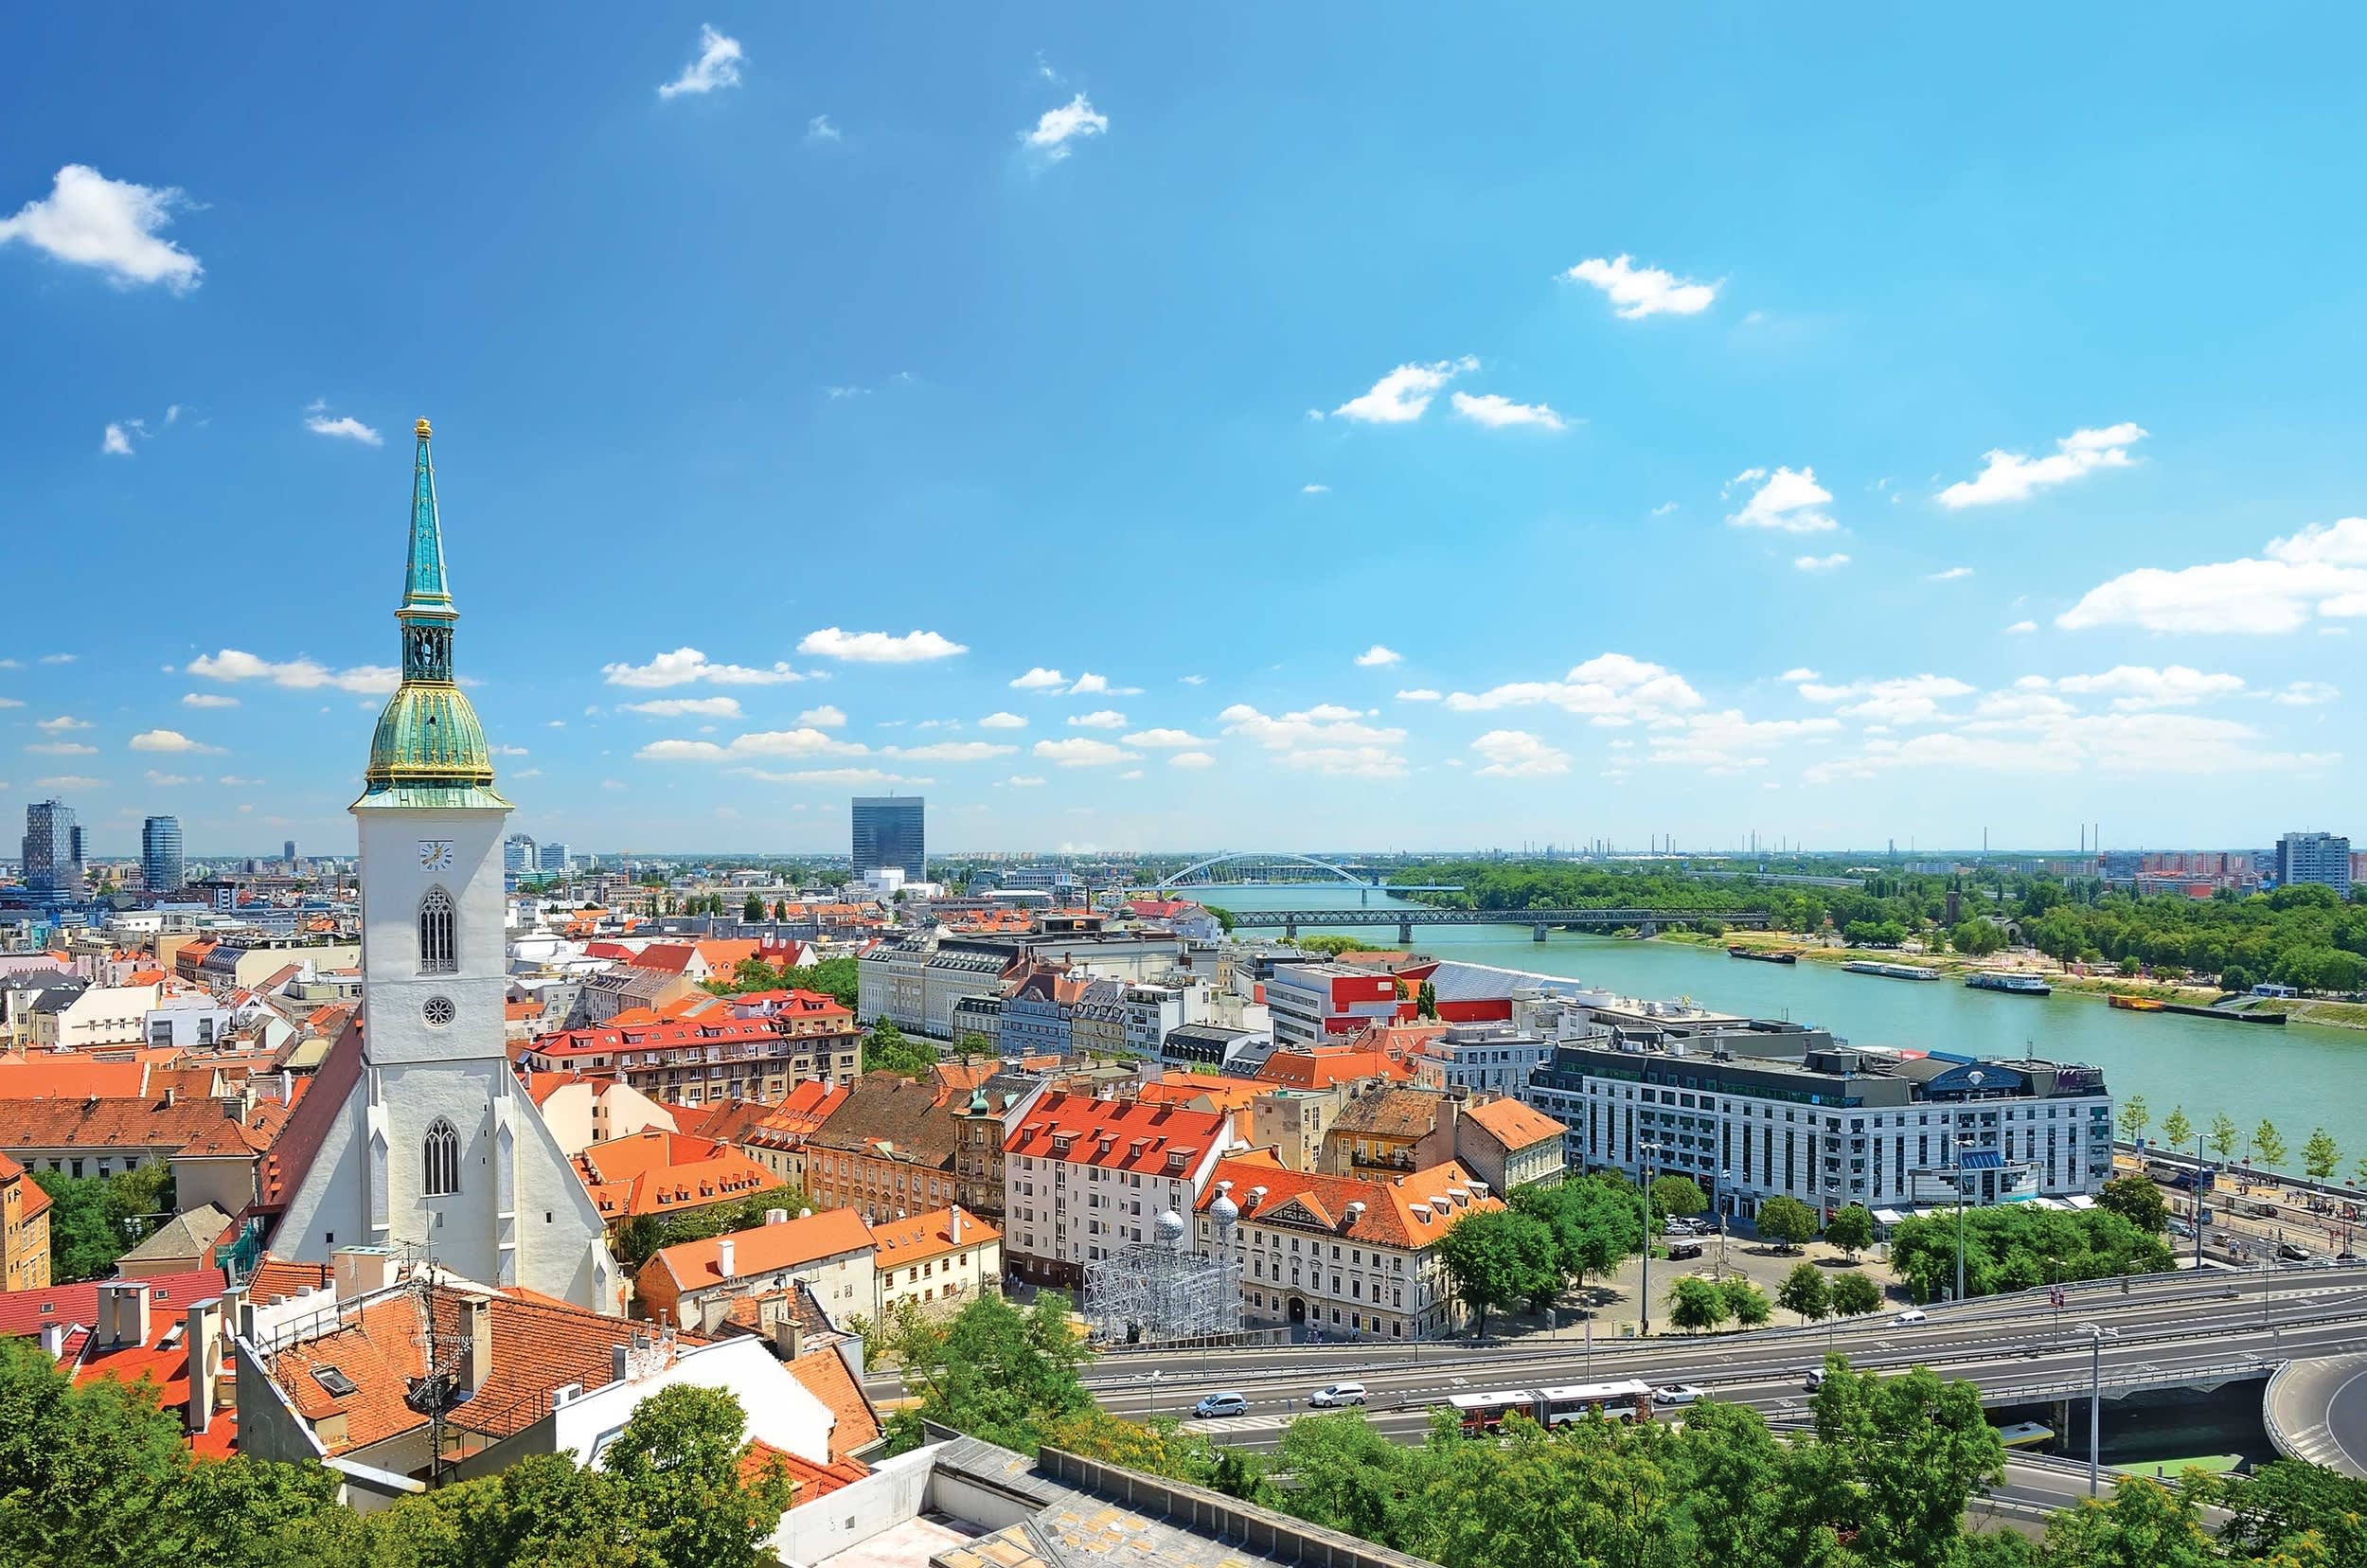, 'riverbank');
1682,930,2362,1031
